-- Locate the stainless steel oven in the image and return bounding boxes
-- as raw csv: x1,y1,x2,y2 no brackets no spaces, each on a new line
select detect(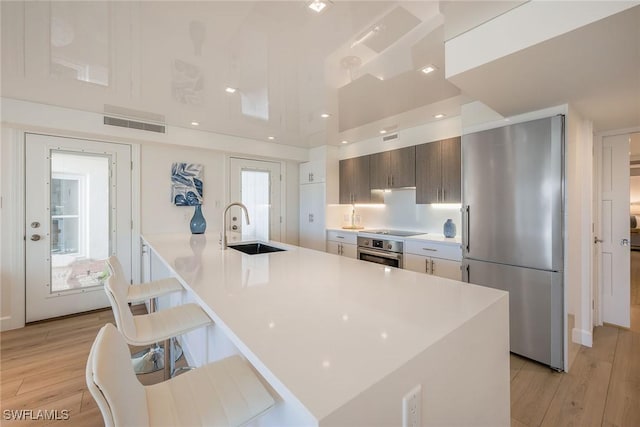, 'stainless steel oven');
357,236,403,268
